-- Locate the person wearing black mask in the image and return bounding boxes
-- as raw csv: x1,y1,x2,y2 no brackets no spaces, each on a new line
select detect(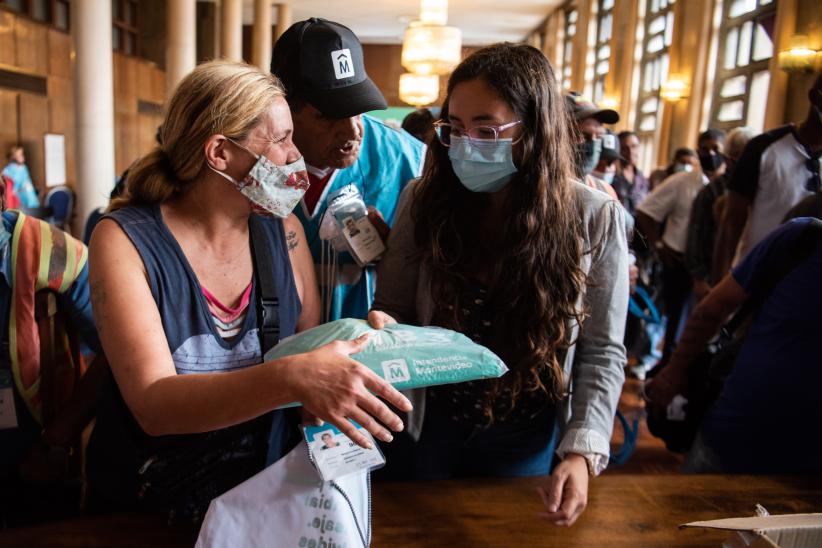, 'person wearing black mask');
685,127,755,301
635,128,726,367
